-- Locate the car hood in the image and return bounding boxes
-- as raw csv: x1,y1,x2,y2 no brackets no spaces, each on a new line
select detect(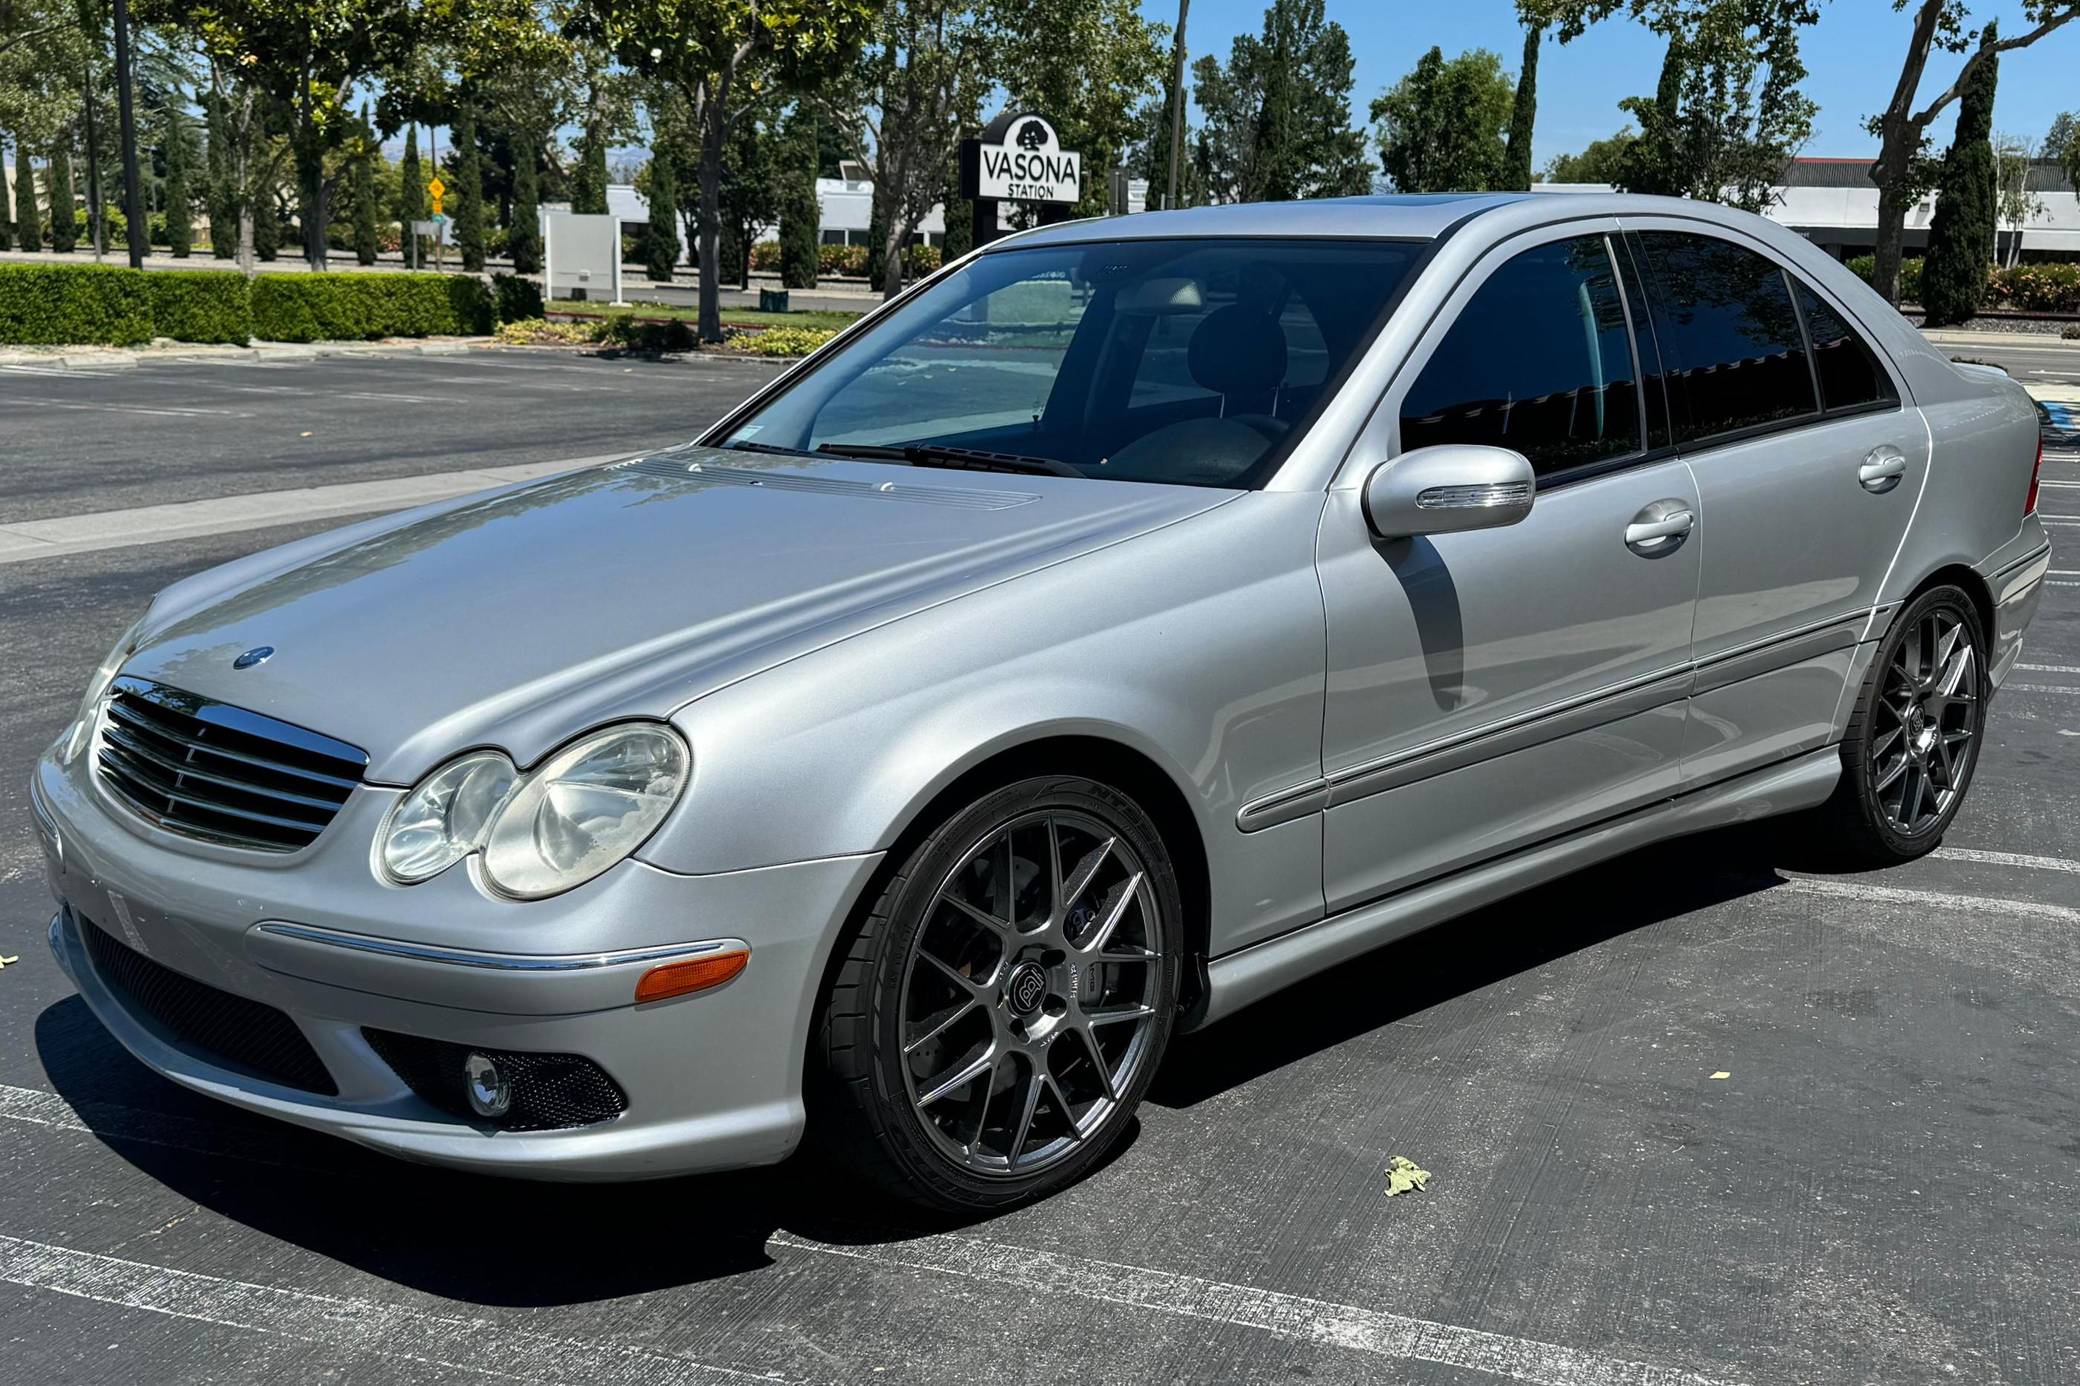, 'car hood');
128,446,1232,782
